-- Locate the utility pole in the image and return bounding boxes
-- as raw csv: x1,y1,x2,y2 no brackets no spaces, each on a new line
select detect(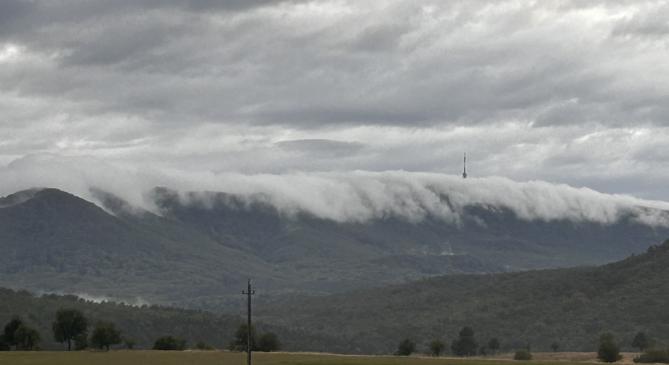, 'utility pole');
242,279,255,365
